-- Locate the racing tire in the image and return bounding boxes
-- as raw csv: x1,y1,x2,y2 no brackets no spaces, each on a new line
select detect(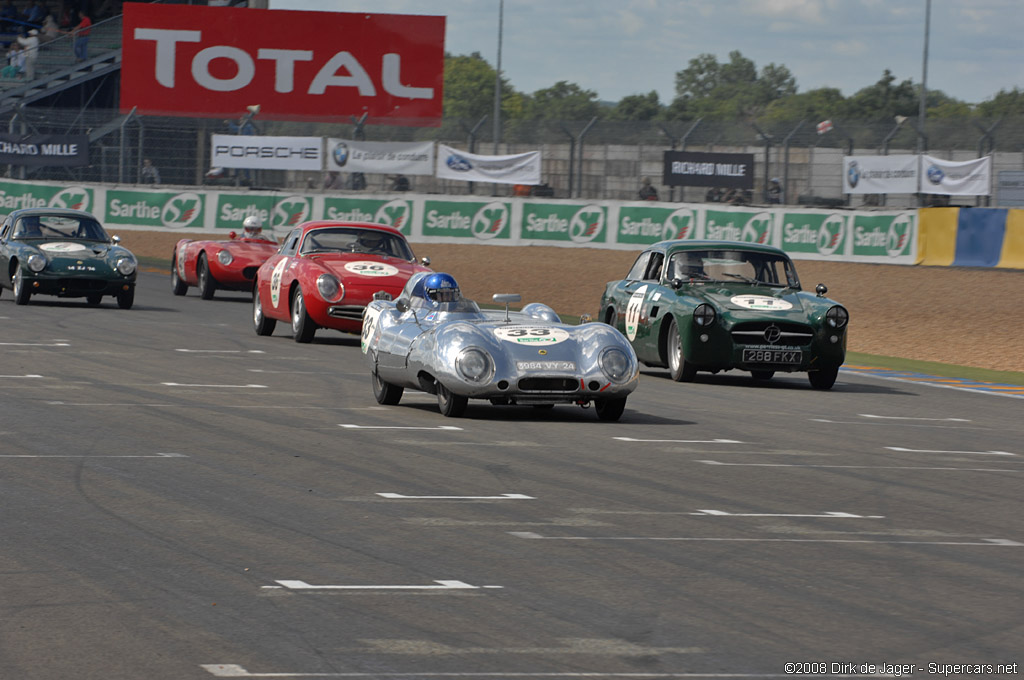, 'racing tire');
253,288,276,336
86,293,103,306
667,317,697,382
170,253,188,296
808,364,839,390
595,397,627,422
751,370,775,381
372,367,404,405
116,287,135,310
436,382,468,418
13,269,30,305
197,253,216,300
290,287,316,343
